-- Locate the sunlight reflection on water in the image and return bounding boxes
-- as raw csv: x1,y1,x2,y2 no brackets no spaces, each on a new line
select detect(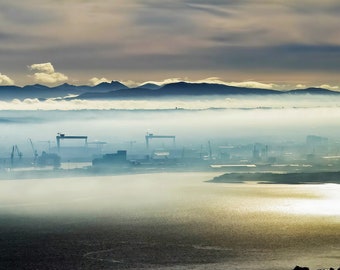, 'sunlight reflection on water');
0,173,339,269
270,184,340,217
